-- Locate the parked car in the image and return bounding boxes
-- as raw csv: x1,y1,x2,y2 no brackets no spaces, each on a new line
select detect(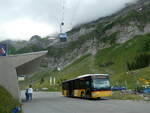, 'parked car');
137,87,150,94
111,86,126,91
143,88,150,94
